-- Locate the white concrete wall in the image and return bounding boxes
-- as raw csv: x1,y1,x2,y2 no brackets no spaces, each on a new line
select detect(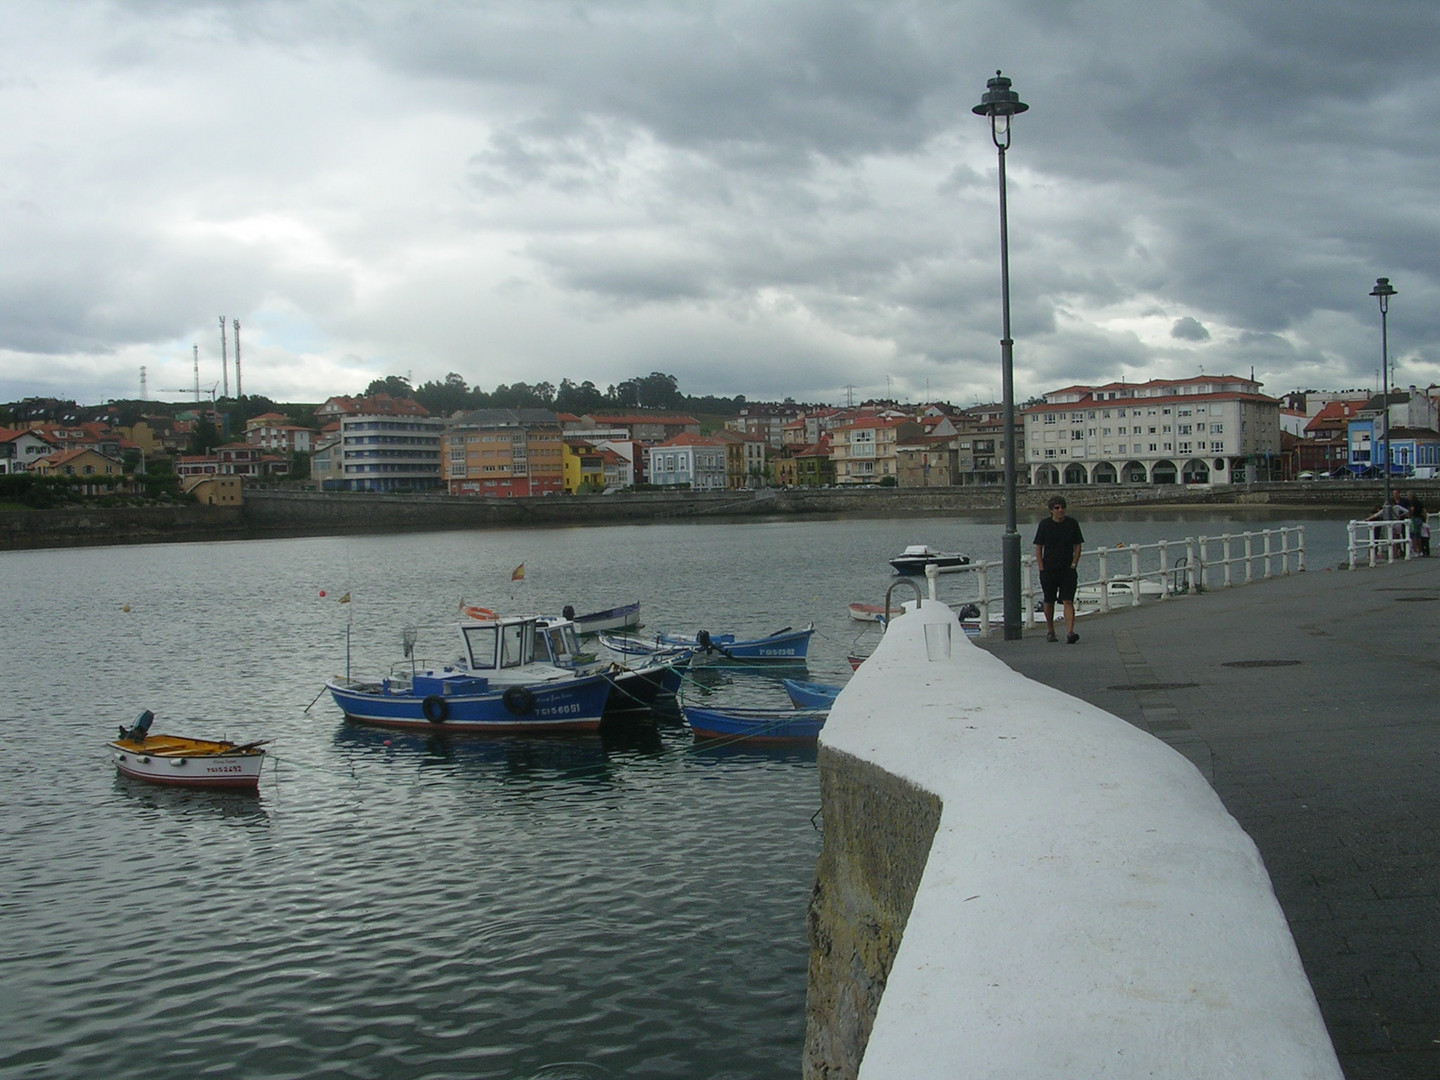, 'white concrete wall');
821,599,1342,1080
